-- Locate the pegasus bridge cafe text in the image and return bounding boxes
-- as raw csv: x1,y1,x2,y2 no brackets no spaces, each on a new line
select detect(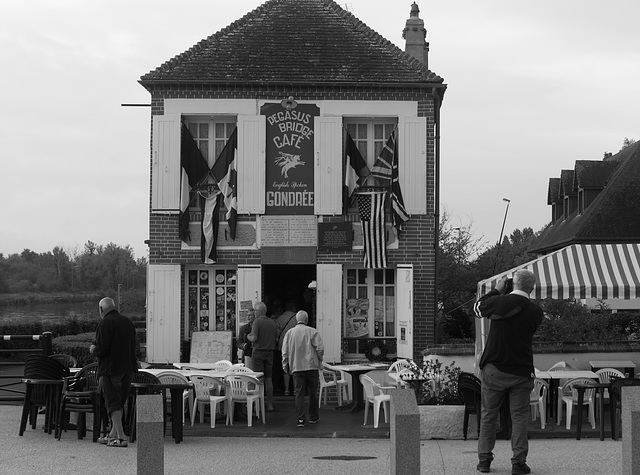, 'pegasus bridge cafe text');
266,109,314,149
